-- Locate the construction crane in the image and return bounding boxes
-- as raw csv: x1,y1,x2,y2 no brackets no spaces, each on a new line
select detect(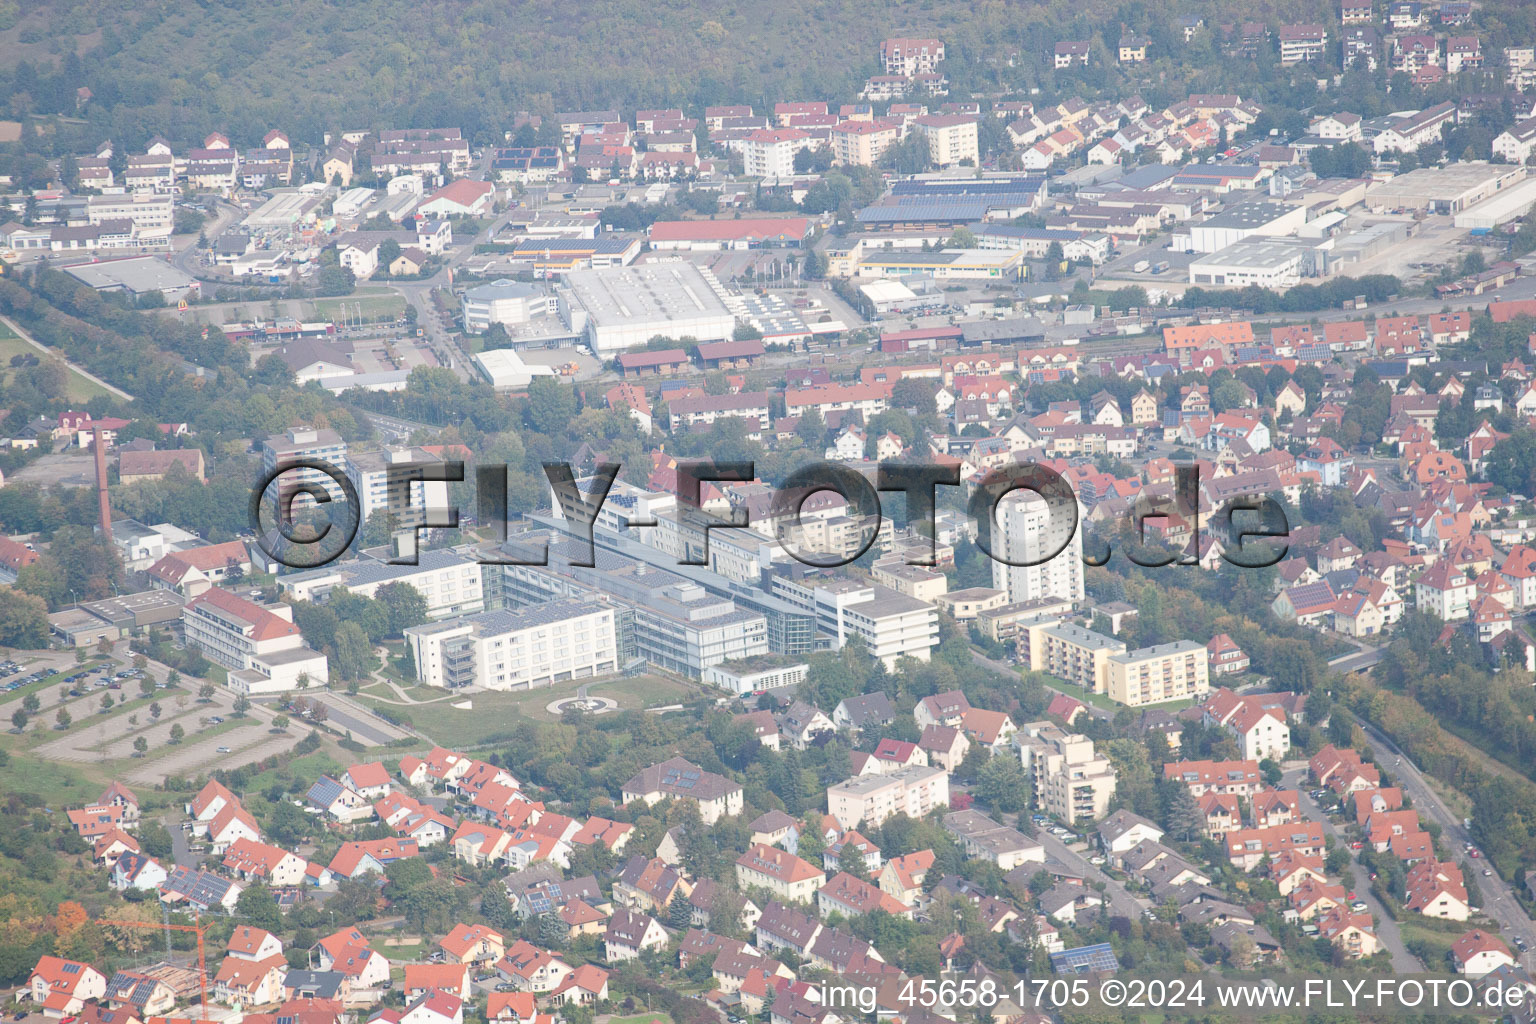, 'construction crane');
117,910,209,1018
